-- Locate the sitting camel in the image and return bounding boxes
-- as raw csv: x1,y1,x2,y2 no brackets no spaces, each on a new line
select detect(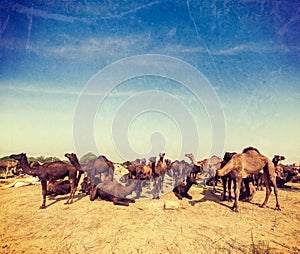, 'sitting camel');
47,180,71,196
173,175,197,200
217,147,280,212
80,176,93,195
10,153,80,209
90,178,140,206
